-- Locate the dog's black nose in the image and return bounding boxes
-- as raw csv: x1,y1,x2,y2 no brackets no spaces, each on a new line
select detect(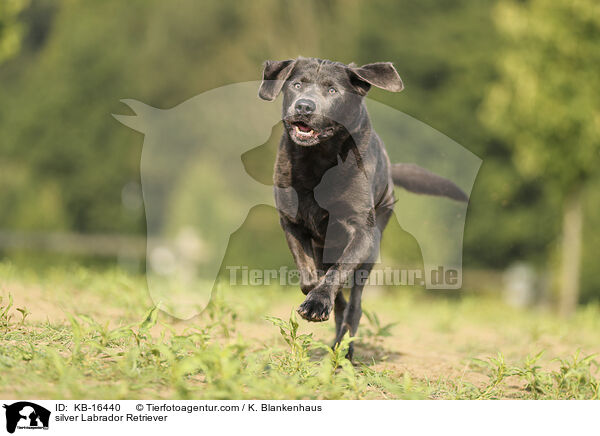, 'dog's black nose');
295,99,316,115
